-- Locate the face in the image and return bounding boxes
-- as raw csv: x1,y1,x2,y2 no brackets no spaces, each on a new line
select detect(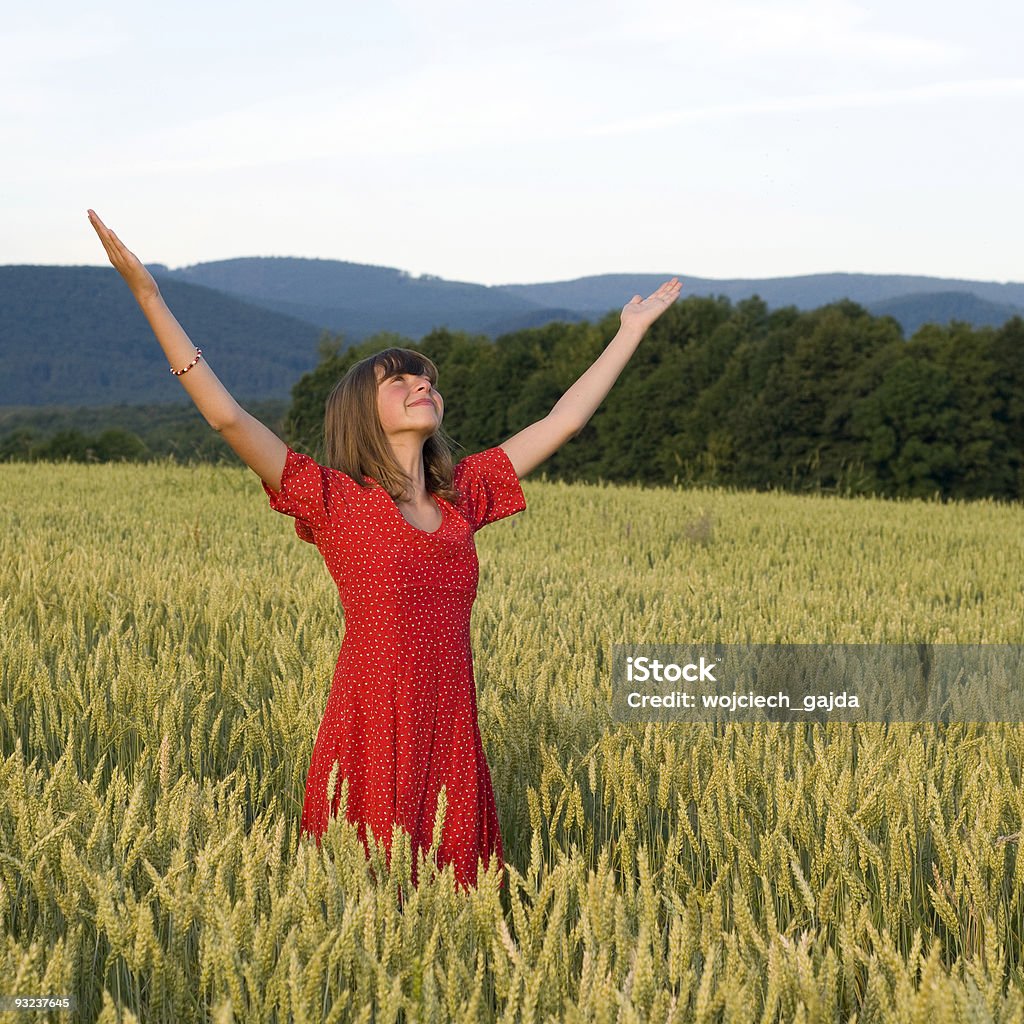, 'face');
375,367,444,438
